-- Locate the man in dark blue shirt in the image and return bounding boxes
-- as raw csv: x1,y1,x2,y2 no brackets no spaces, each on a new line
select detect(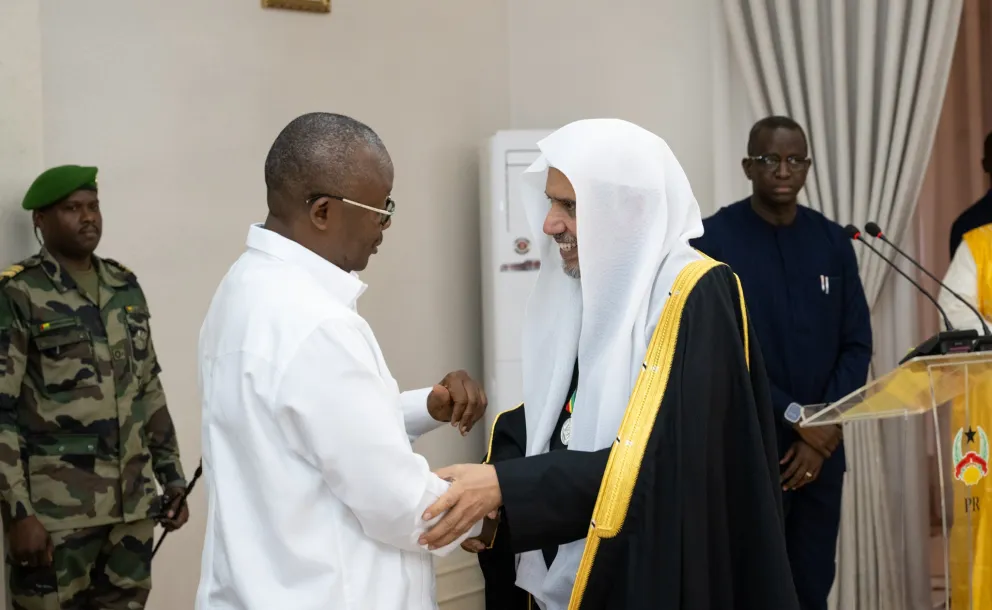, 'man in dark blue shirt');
949,130,992,257
691,116,872,610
